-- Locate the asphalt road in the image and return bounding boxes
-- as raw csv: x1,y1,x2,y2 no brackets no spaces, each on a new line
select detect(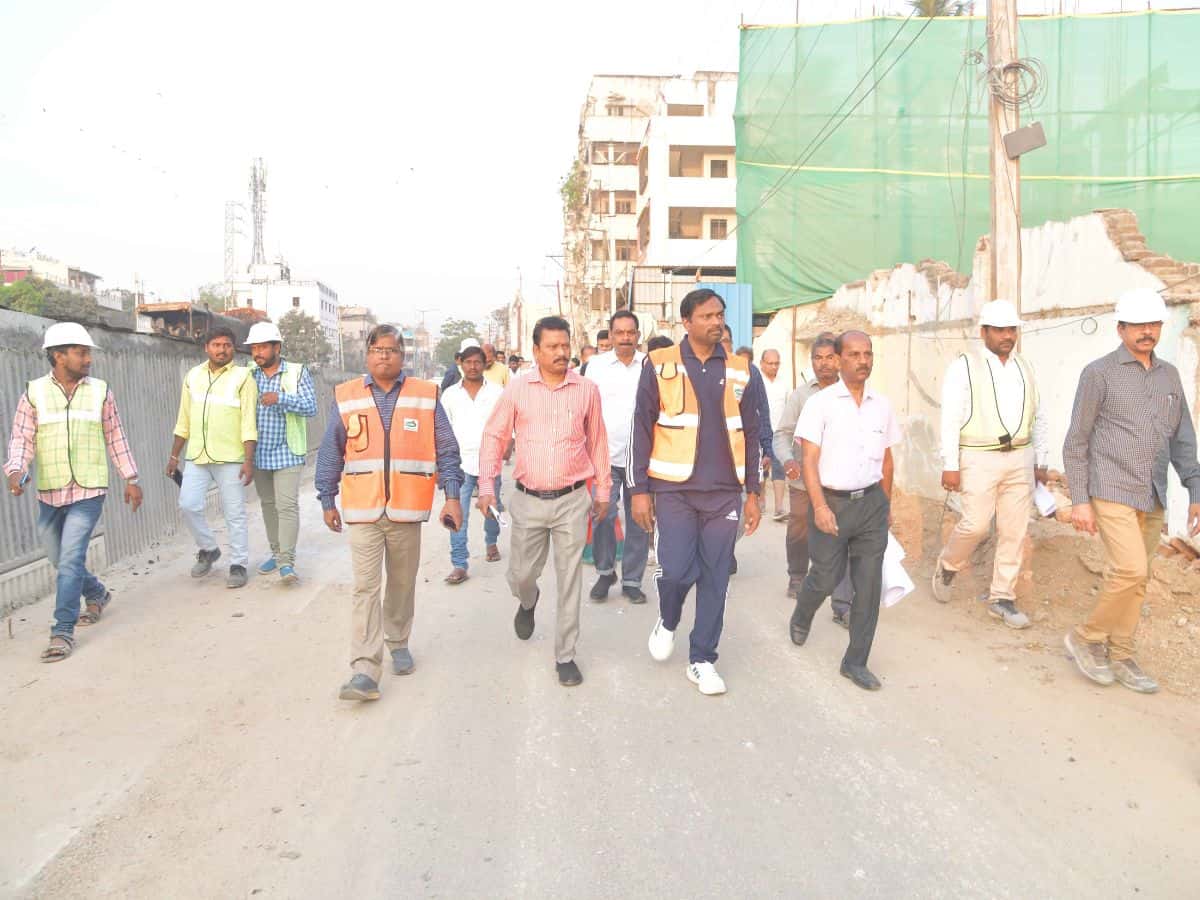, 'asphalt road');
2,474,1197,898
